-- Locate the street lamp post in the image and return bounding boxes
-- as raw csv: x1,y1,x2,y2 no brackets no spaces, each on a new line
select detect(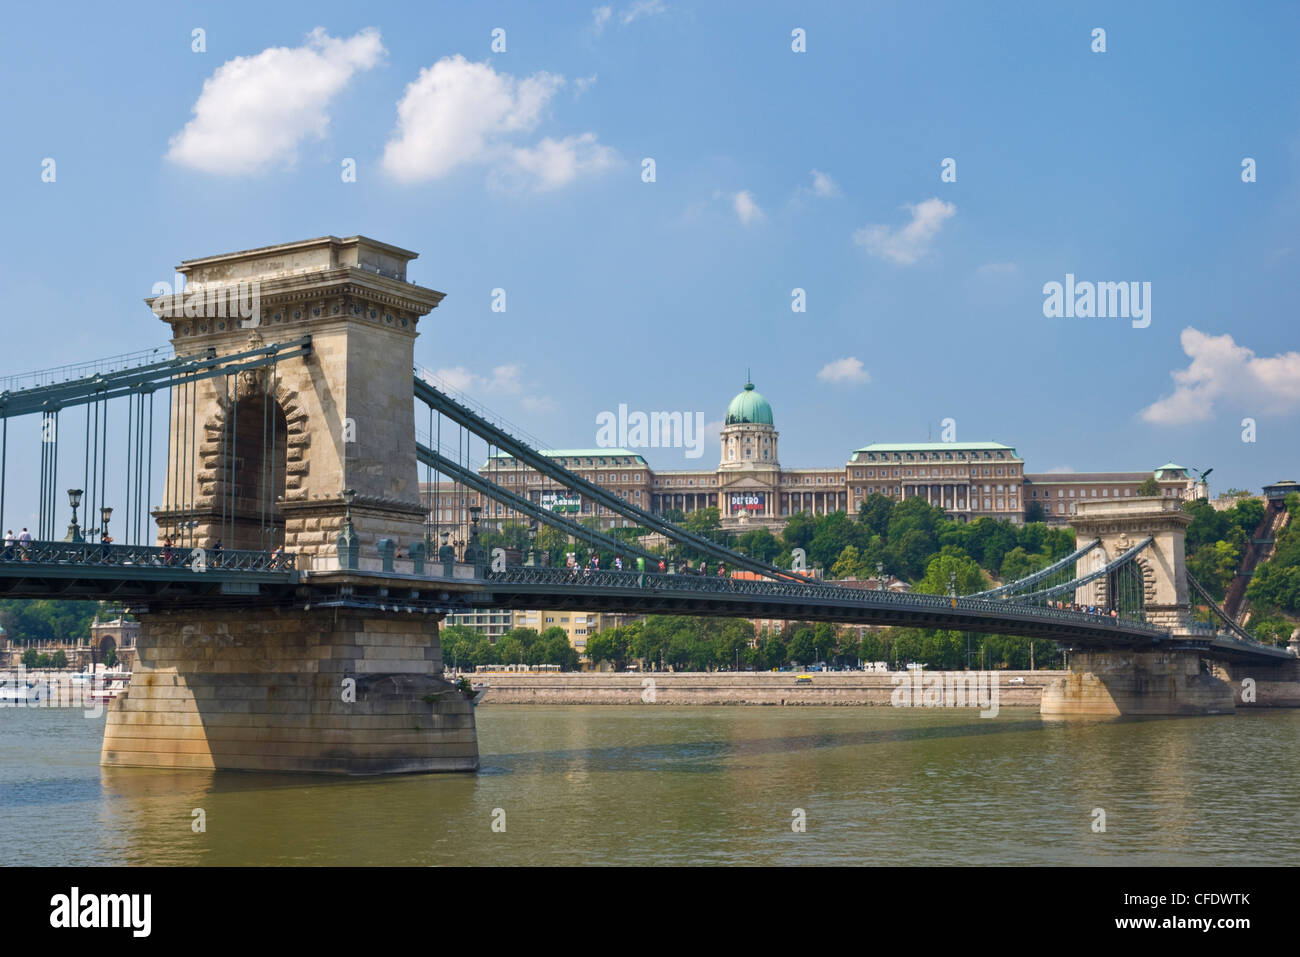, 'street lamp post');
64,489,84,543
877,561,884,591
